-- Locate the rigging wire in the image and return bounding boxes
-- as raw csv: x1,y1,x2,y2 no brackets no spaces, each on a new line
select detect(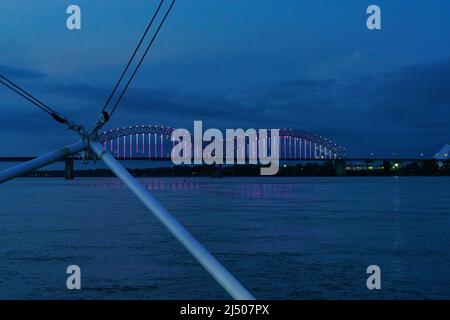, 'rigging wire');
0,75,67,124
0,75,53,114
101,0,165,114
98,0,176,126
